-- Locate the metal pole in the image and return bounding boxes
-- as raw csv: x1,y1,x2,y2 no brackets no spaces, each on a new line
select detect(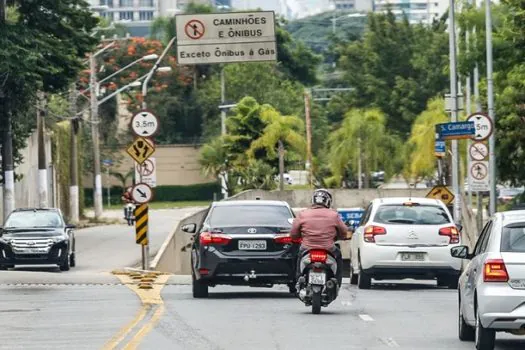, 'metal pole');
90,54,103,220
357,138,363,189
448,0,461,223
473,22,483,231
466,17,473,207
37,92,48,208
304,89,313,187
485,0,496,216
69,86,79,224
106,167,110,208
220,66,228,199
